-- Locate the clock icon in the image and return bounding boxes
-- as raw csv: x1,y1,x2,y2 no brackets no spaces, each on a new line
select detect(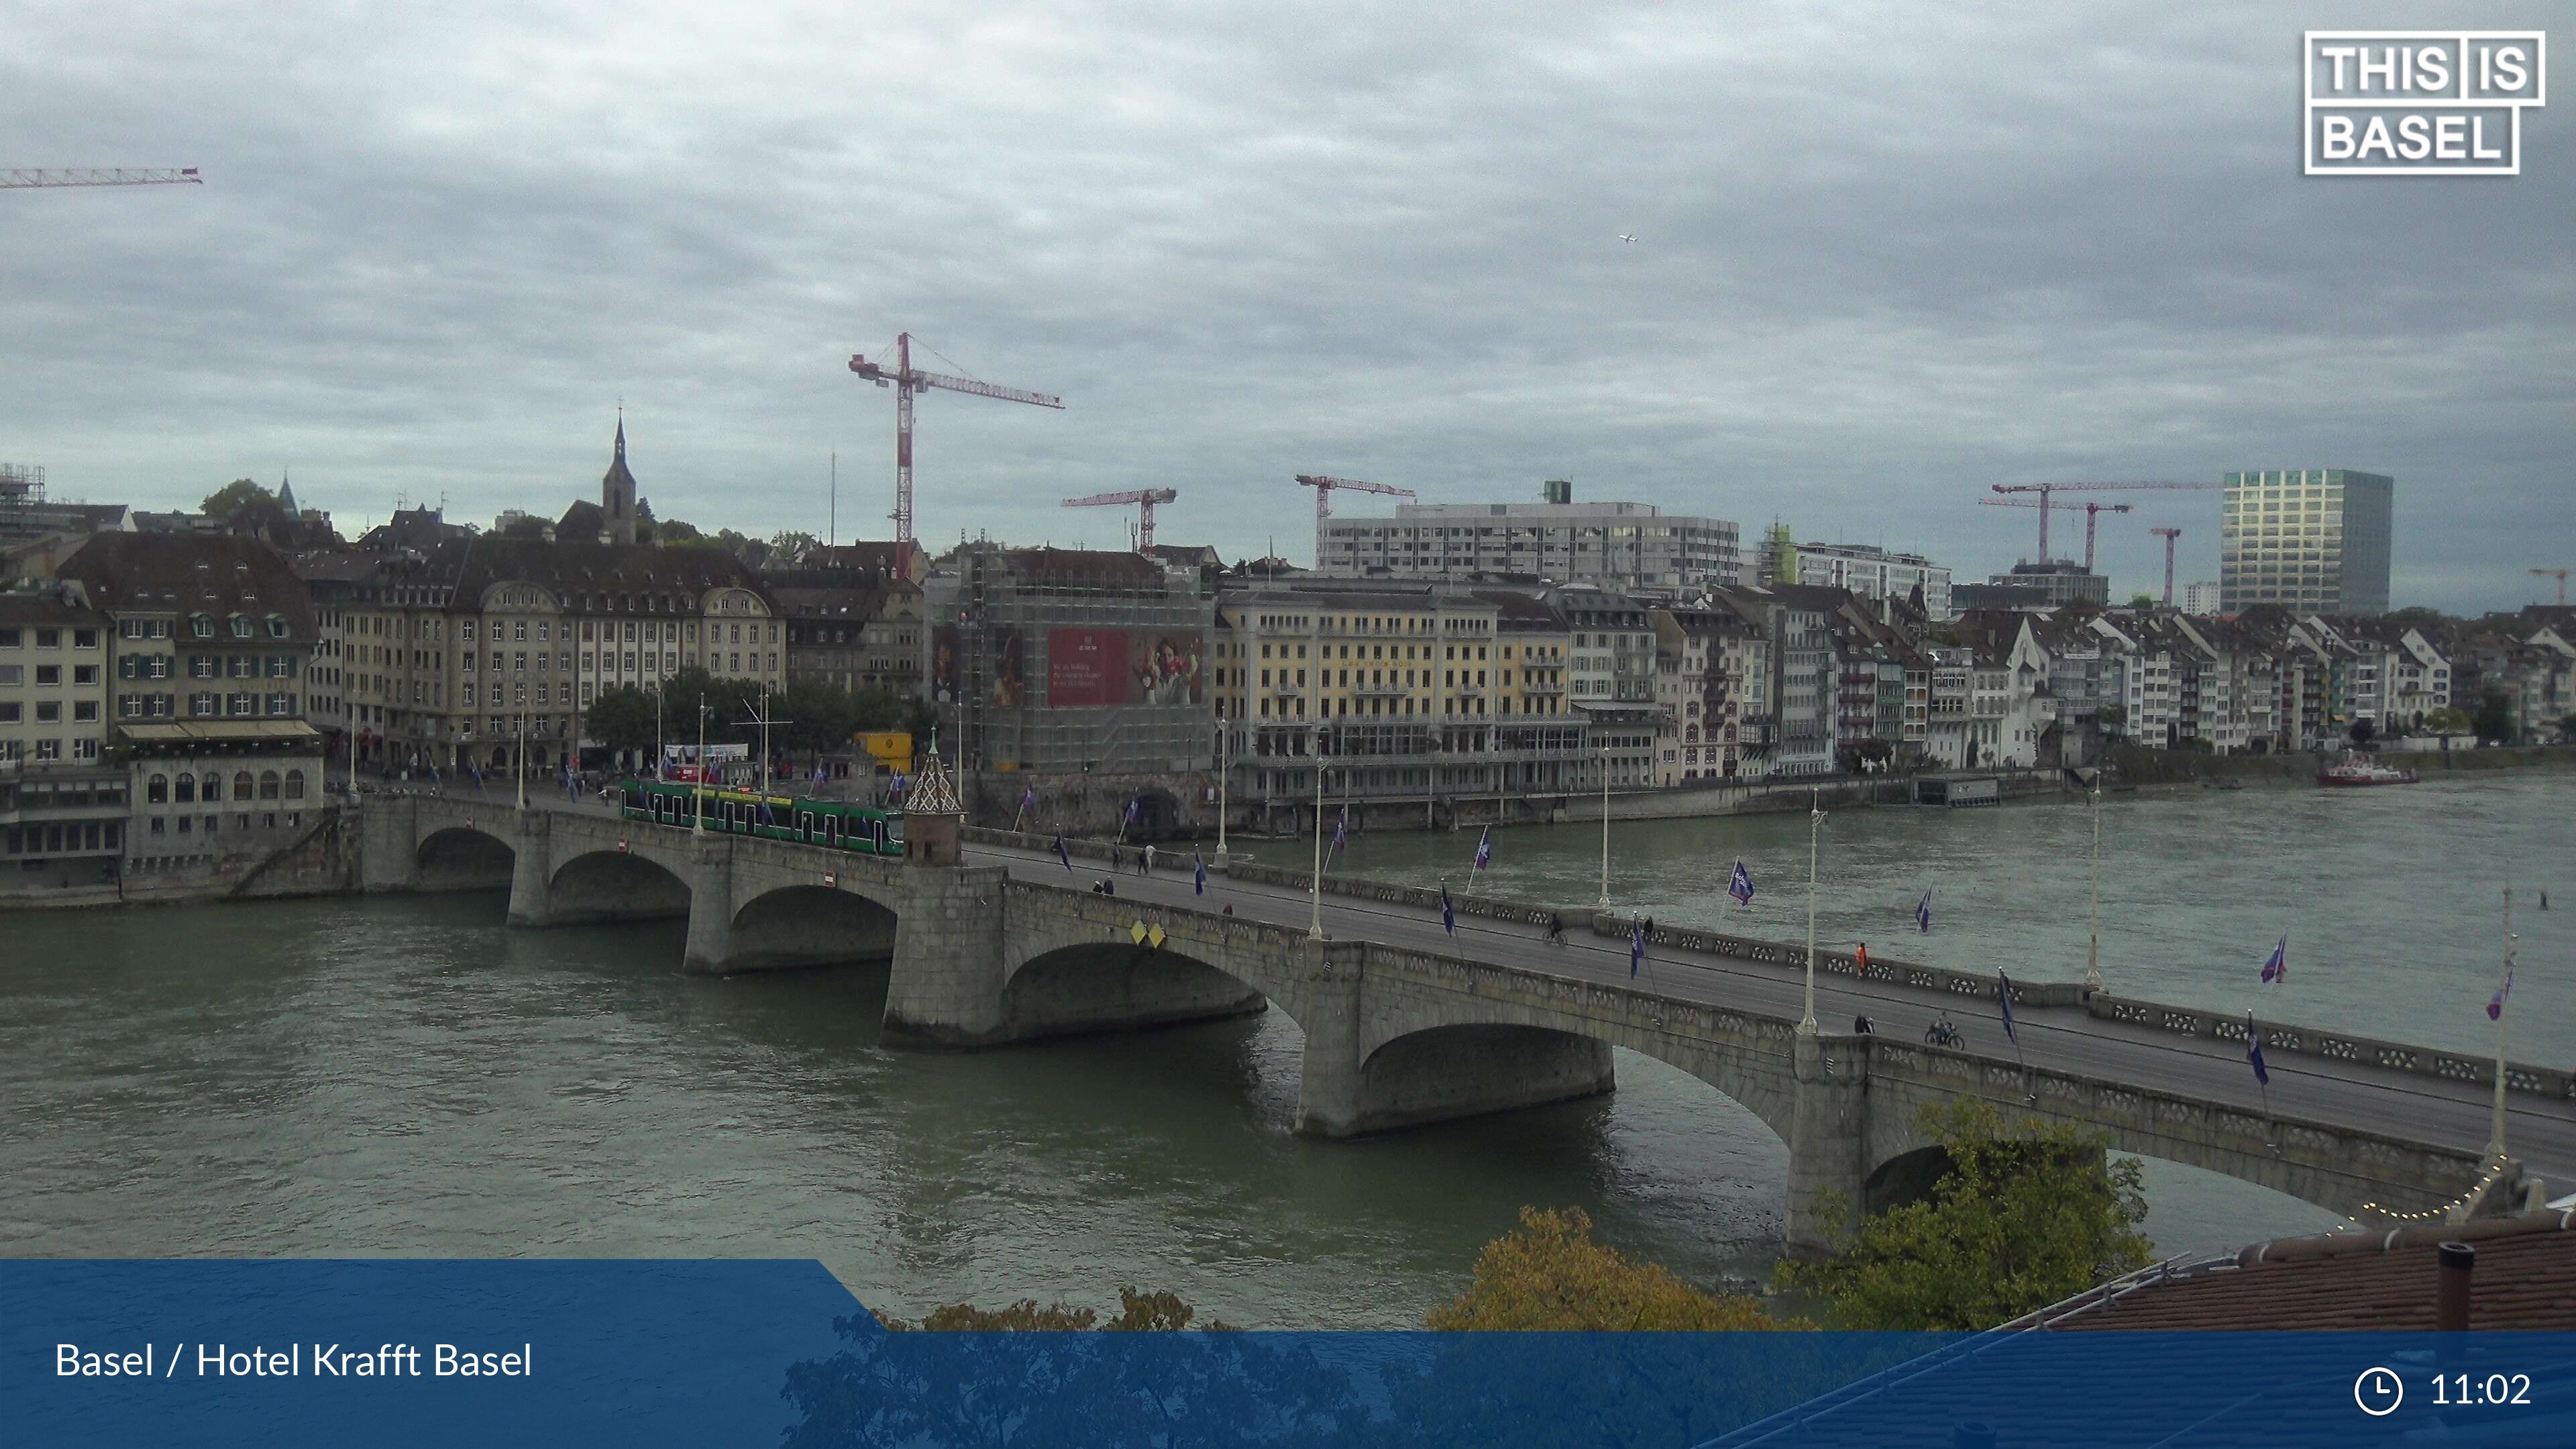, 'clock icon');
2355,1366,2405,1417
